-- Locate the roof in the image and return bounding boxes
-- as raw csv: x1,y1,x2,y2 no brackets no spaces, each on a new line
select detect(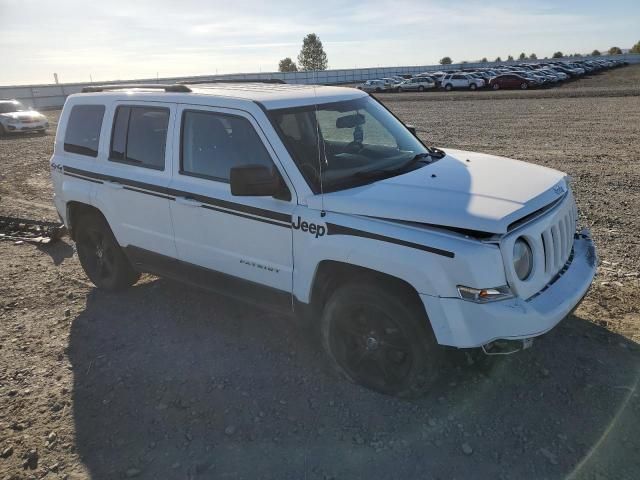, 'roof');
75,83,367,110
